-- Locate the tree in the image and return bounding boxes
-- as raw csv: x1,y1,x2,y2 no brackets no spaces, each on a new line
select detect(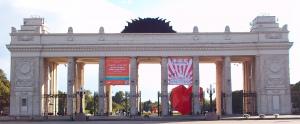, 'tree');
57,90,67,115
84,90,95,114
112,91,125,104
291,81,300,114
143,100,152,112
0,69,10,115
112,91,127,113
202,99,216,112
232,90,243,114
